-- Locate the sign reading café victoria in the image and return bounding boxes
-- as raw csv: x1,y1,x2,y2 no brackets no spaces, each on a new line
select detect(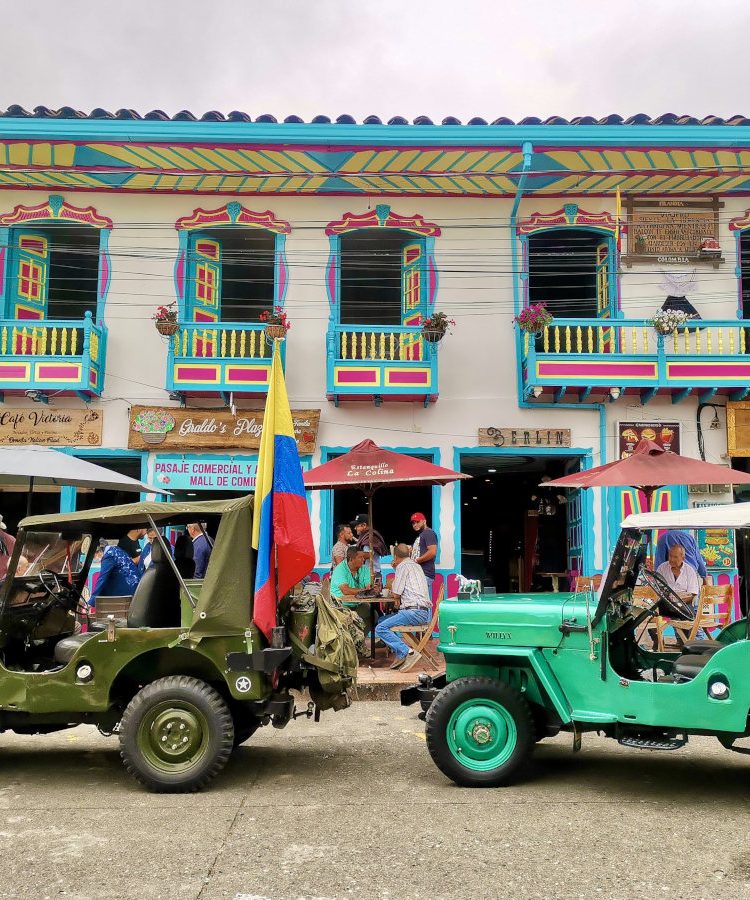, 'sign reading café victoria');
0,408,102,446
128,406,320,453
